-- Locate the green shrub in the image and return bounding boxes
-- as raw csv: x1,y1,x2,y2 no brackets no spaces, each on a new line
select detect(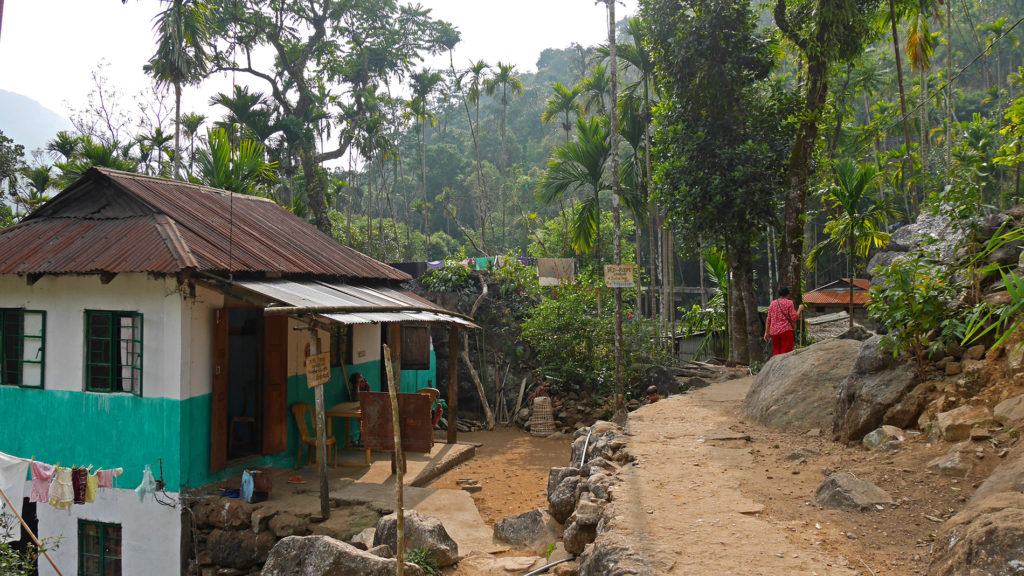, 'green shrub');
520,270,670,396
406,547,441,576
868,252,959,359
422,249,477,294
